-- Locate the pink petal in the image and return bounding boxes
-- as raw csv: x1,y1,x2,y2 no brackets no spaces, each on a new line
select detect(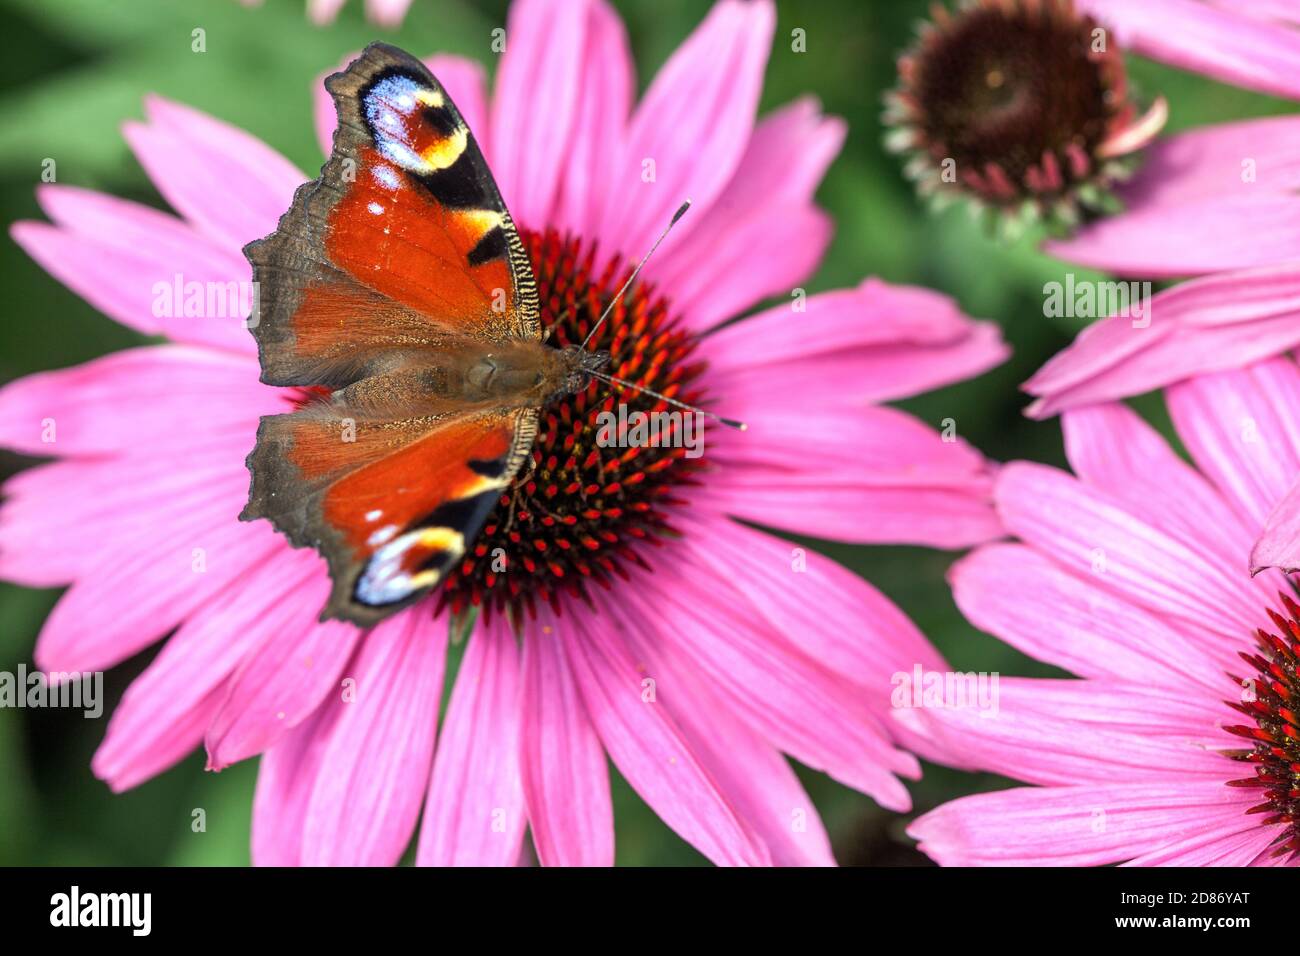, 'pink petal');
251,705,333,866
1165,356,1300,529
312,69,336,159
11,188,258,355
713,97,846,211
700,483,1003,550
668,513,961,809
592,0,776,262
1078,0,1300,101
488,0,593,229
701,278,1009,405
676,515,946,695
518,618,613,867
694,458,1001,551
986,677,1226,744
365,0,413,28
1124,818,1284,866
706,279,992,364
308,0,347,25
204,575,363,769
880,677,1229,790
717,320,1008,410
608,558,919,813
1117,115,1300,209
125,95,305,252
1024,263,1300,418
417,617,526,866
1208,0,1300,25
994,461,1264,644
712,404,991,489
656,203,831,332
1061,404,1272,609
0,345,272,457
1252,475,1300,572
1044,194,1300,278
0,448,251,586
301,611,448,866
910,781,1260,866
96,688,220,796
32,495,275,673
648,98,846,328
92,548,325,791
694,293,1002,553
550,0,634,237
950,544,1230,691
556,605,770,865
613,604,835,866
